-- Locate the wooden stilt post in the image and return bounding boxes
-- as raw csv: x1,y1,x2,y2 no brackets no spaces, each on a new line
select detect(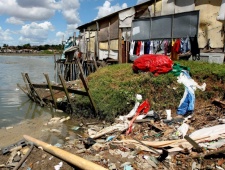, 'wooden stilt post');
79,72,97,115
74,51,97,115
43,73,57,109
70,63,72,81
58,74,74,113
92,56,98,71
21,73,33,99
